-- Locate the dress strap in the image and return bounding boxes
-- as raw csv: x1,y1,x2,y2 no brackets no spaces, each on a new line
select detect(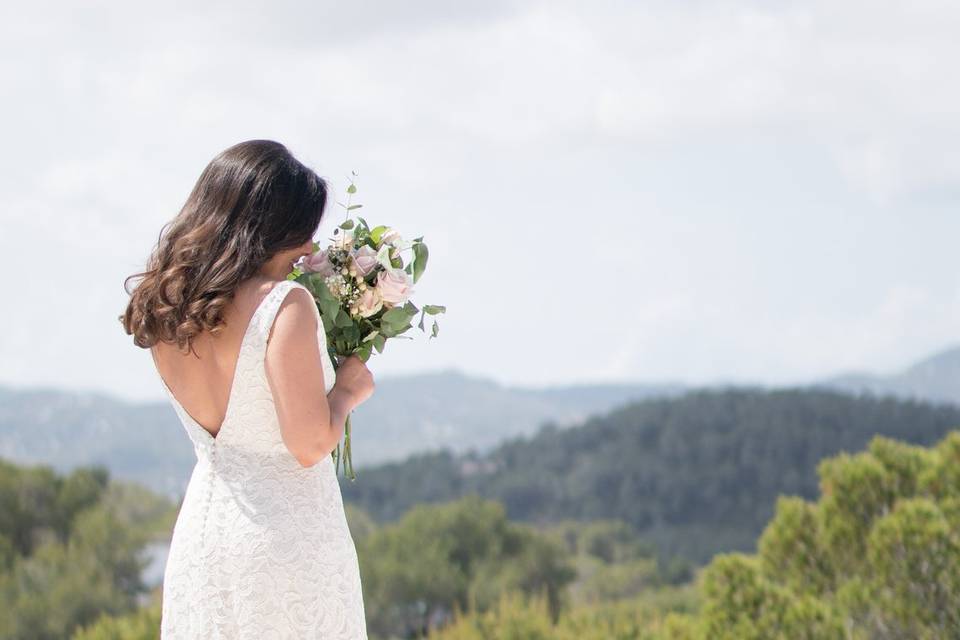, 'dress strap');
250,280,297,348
